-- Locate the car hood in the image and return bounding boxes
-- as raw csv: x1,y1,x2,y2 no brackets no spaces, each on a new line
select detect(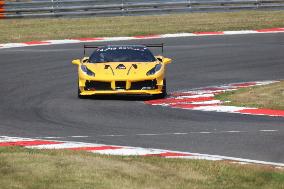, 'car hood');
84,62,160,79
